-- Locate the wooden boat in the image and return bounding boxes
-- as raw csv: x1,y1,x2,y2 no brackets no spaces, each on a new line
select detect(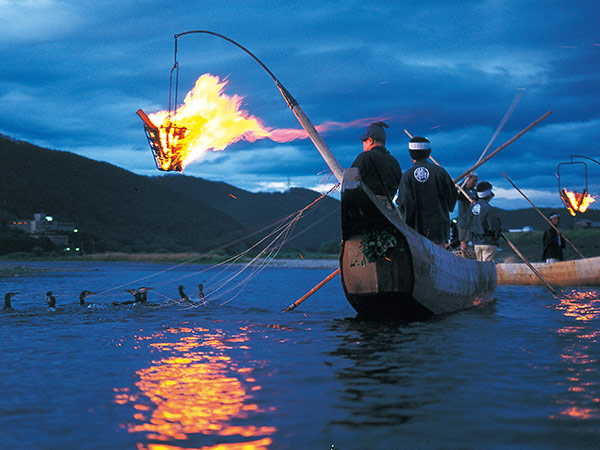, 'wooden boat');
339,168,497,320
496,256,600,286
